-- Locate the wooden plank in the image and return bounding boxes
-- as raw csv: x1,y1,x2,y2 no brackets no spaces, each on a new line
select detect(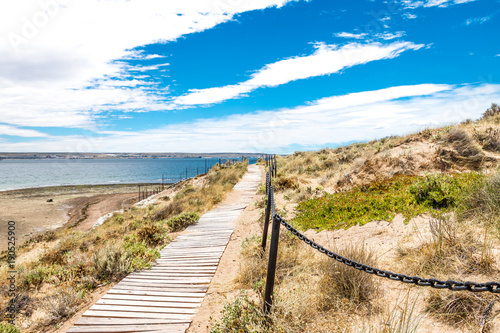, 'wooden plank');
74,317,189,325
116,282,209,289
89,304,198,315
101,294,204,303
106,289,205,298
113,284,208,293
96,299,201,308
122,277,211,284
82,310,194,320
128,272,213,278
150,266,217,271
68,324,189,333
129,272,214,277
